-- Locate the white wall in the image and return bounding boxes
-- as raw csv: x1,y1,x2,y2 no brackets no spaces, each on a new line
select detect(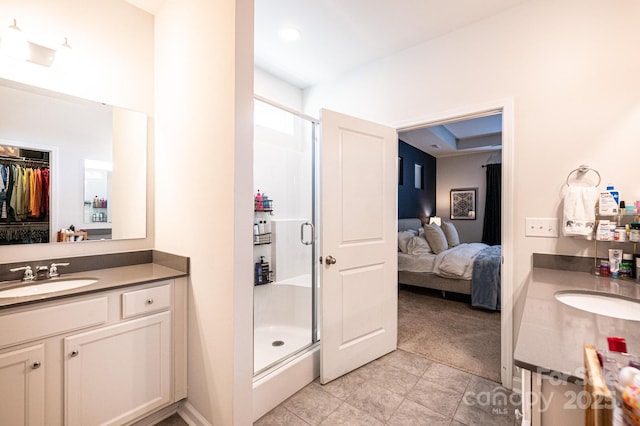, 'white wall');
0,0,154,262
303,0,640,344
436,152,501,243
155,0,254,425
255,67,303,112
